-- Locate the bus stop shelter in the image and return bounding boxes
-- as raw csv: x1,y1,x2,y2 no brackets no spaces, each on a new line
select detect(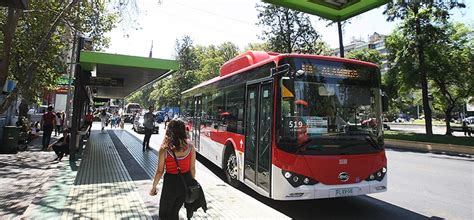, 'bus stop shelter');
264,0,389,57
70,51,179,160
